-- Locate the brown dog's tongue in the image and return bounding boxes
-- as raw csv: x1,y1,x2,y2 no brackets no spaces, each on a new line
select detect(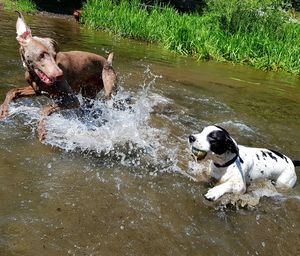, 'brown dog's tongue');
35,69,52,84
